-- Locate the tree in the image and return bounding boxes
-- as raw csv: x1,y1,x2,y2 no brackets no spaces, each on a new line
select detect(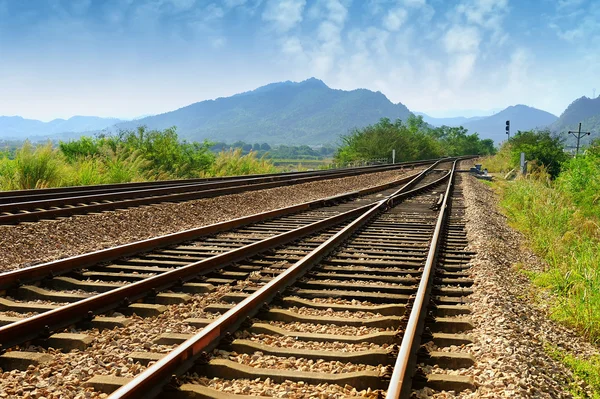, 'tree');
335,117,444,163
260,143,271,151
509,129,567,178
